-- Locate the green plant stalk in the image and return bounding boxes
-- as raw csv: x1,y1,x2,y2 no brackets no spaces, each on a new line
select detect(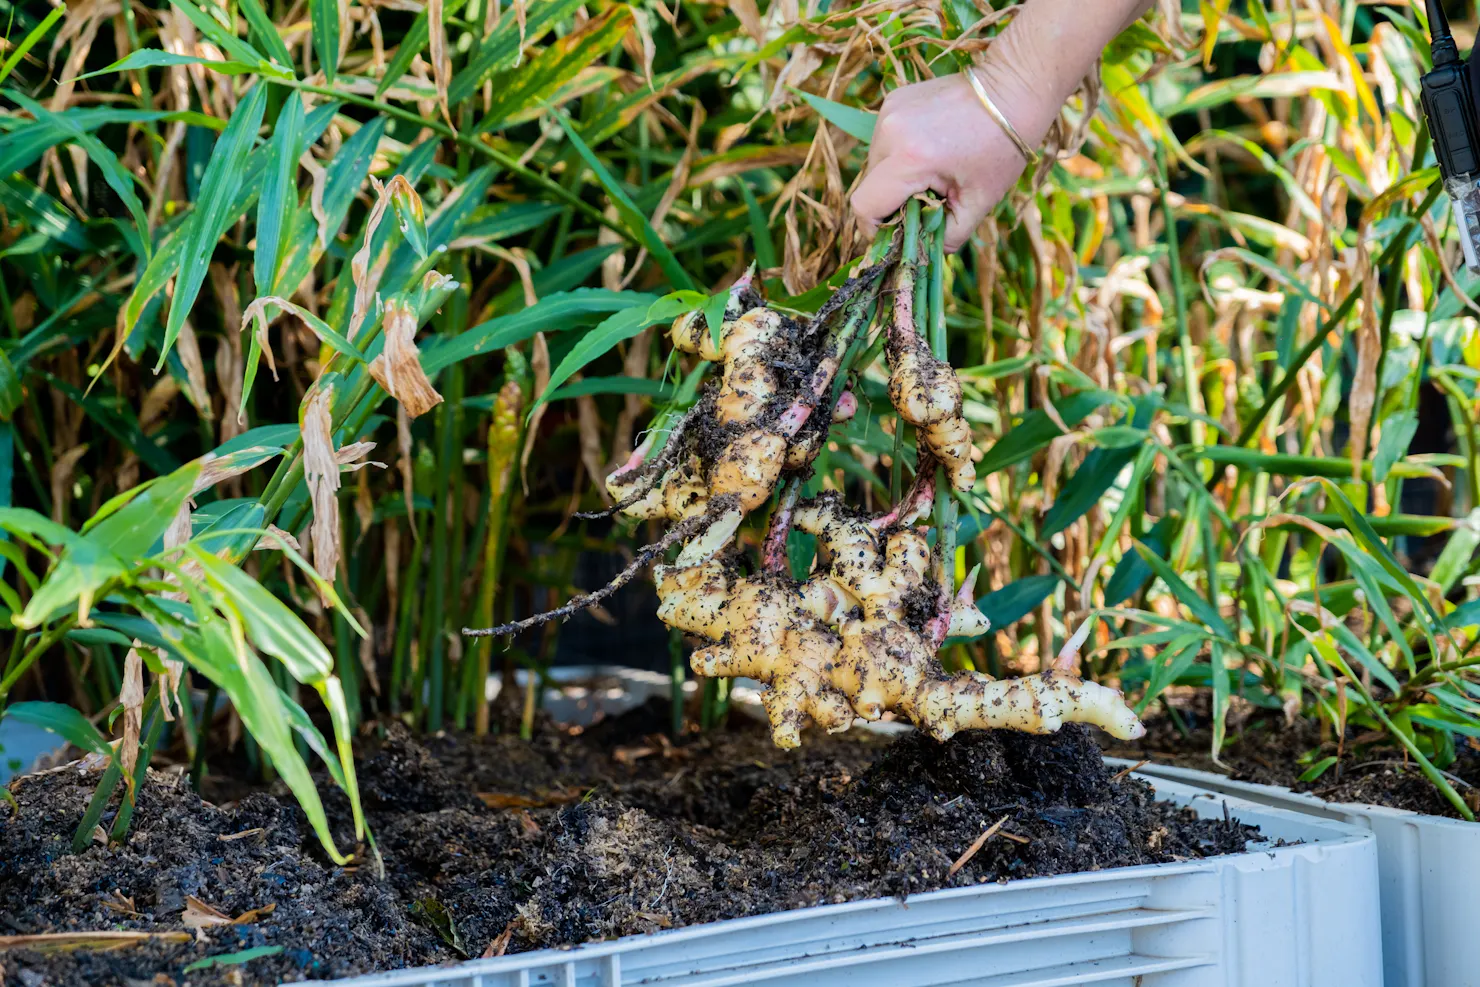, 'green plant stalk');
668,626,685,740
925,205,957,599
73,755,123,853
188,681,219,791
1367,240,1407,465
696,675,715,730
425,362,464,732
0,619,75,717
1235,184,1442,449
472,379,525,736
446,380,473,719
715,674,731,724
171,662,199,761
110,696,166,843
333,601,362,731
389,520,424,715
70,682,157,852
441,261,473,626
1432,369,1480,509
519,658,538,741
1200,514,1227,754
1156,145,1205,457
412,571,436,727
